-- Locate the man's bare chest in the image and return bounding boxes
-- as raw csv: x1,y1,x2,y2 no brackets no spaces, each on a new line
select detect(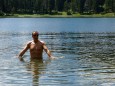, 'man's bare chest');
30,43,43,51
